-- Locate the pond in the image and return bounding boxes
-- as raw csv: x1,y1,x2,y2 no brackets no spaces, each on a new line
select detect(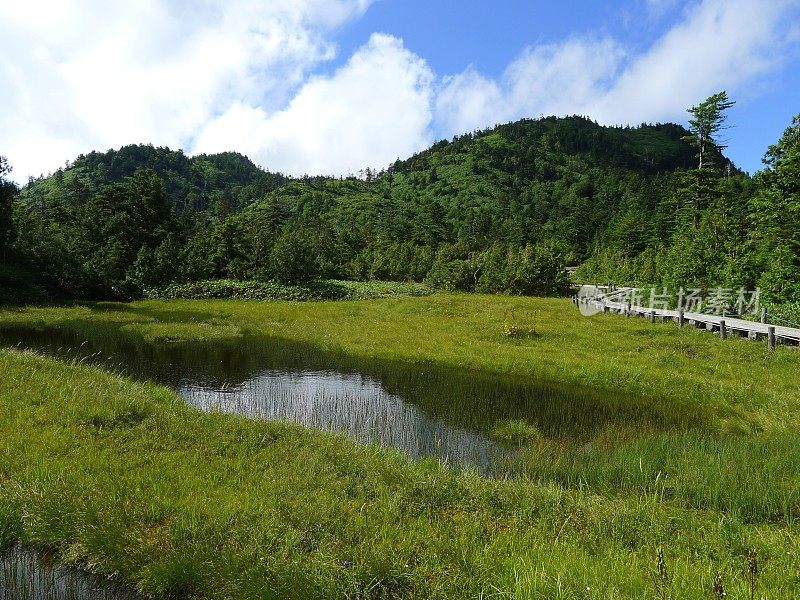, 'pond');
0,323,696,475
0,319,702,599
